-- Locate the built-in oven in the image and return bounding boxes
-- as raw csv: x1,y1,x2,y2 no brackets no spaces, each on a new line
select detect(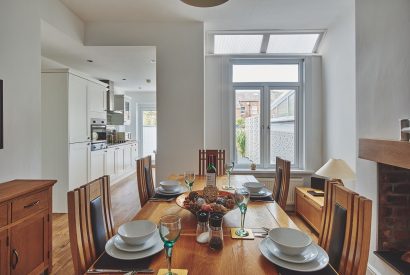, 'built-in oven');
90,118,107,151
